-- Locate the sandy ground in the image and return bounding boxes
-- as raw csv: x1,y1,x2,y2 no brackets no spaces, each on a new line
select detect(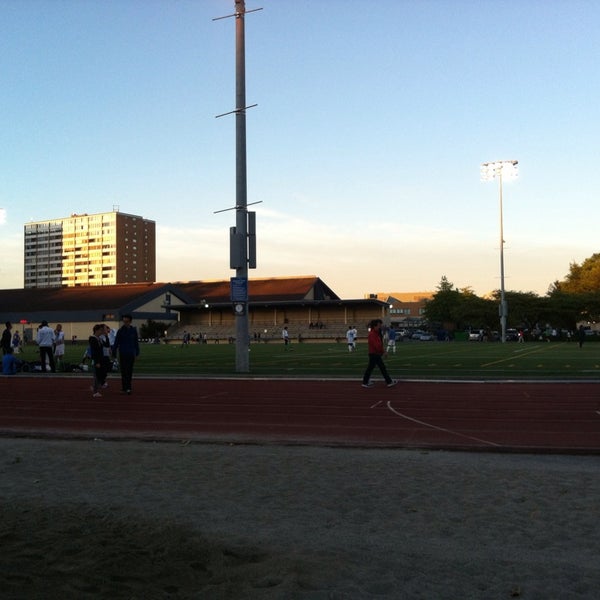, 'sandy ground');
1,438,599,599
